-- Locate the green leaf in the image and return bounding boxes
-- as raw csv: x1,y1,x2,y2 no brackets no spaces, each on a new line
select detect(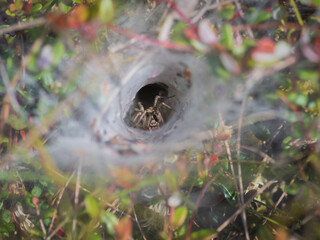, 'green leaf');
6,57,16,79
249,122,271,141
301,0,320,6
42,0,54,11
85,195,99,218
288,93,308,107
284,182,300,195
58,2,72,13
282,136,292,145
30,3,42,15
28,227,45,236
0,190,9,199
172,22,189,46
206,54,230,81
52,41,65,66
43,208,57,218
216,66,230,79
87,232,102,240
100,211,118,235
97,0,114,23
2,210,11,224
7,114,28,130
1,137,8,143
0,221,15,236
39,175,50,187
219,161,229,171
42,71,54,88
298,69,319,82
172,206,188,230
150,194,165,205
220,184,236,204
190,229,217,240
31,186,42,197
220,24,234,50
5,9,15,17
44,218,51,226
218,5,235,20
248,10,271,23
